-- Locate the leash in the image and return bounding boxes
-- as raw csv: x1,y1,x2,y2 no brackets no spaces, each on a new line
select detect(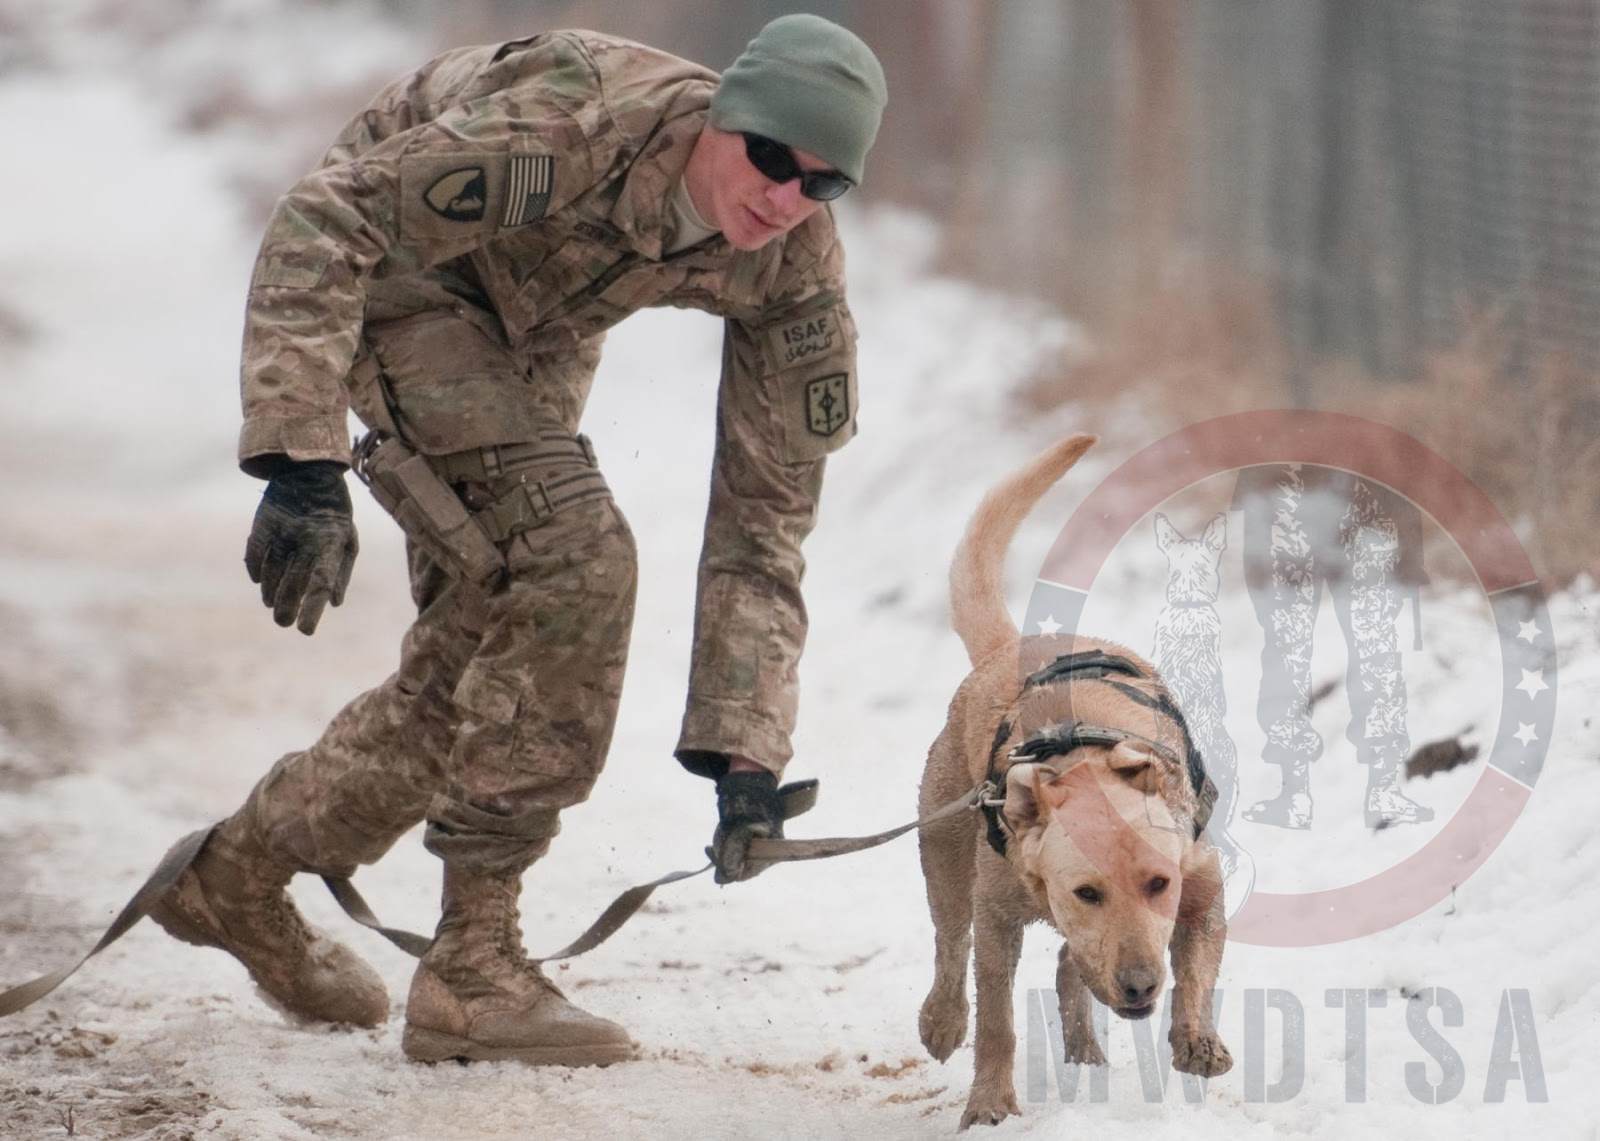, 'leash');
328,779,992,962
0,827,212,1017
0,781,992,1015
